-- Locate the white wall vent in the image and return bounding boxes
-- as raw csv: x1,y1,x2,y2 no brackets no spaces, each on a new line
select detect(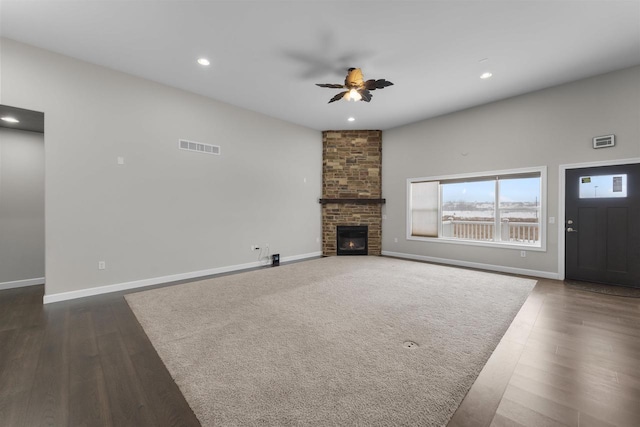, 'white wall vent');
592,134,615,149
178,139,220,155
